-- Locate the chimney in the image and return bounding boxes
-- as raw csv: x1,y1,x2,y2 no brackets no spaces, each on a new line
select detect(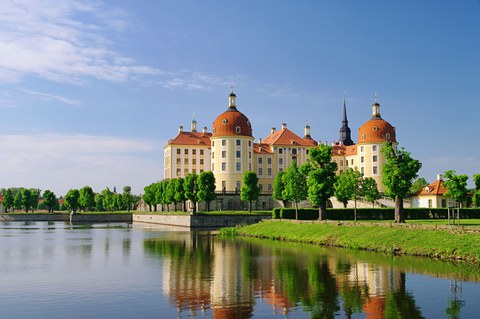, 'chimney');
271,127,276,134
202,126,208,134
281,123,287,130
178,125,184,134
437,174,443,181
